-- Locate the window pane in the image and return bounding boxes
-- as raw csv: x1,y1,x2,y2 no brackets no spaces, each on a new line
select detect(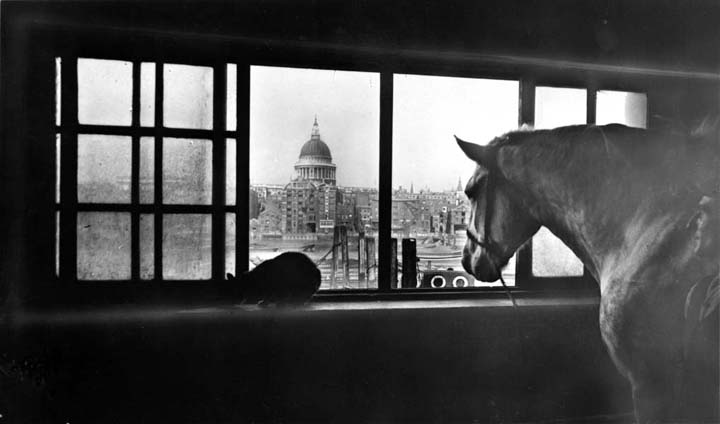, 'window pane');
163,214,211,280
55,57,61,126
140,63,156,127
535,86,586,130
250,66,380,290
163,138,212,204
140,214,154,280
226,139,236,205
532,227,584,276
393,74,519,287
77,212,131,280
532,86,586,277
77,134,131,203
77,58,132,126
140,137,154,204
596,90,647,128
226,213,235,276
163,64,213,129
227,64,237,131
